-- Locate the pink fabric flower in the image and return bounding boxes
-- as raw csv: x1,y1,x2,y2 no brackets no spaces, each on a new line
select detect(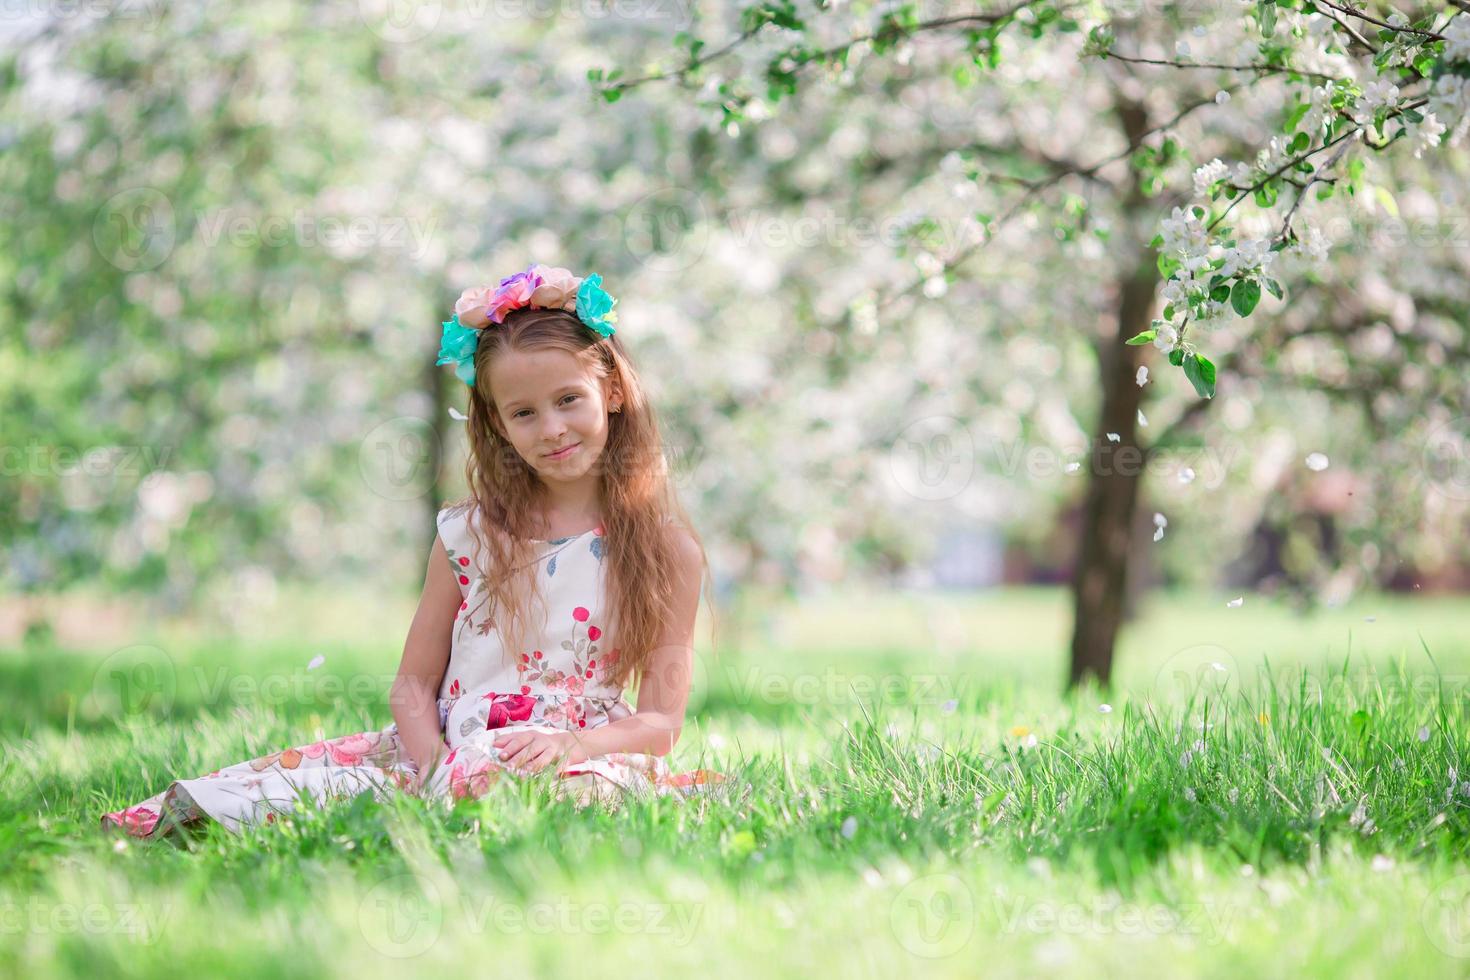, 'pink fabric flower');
565,674,585,696
326,732,376,765
587,626,601,641
484,693,536,729
454,285,497,328
528,264,582,312
449,755,499,800
573,607,590,622
487,269,544,324
106,804,160,838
